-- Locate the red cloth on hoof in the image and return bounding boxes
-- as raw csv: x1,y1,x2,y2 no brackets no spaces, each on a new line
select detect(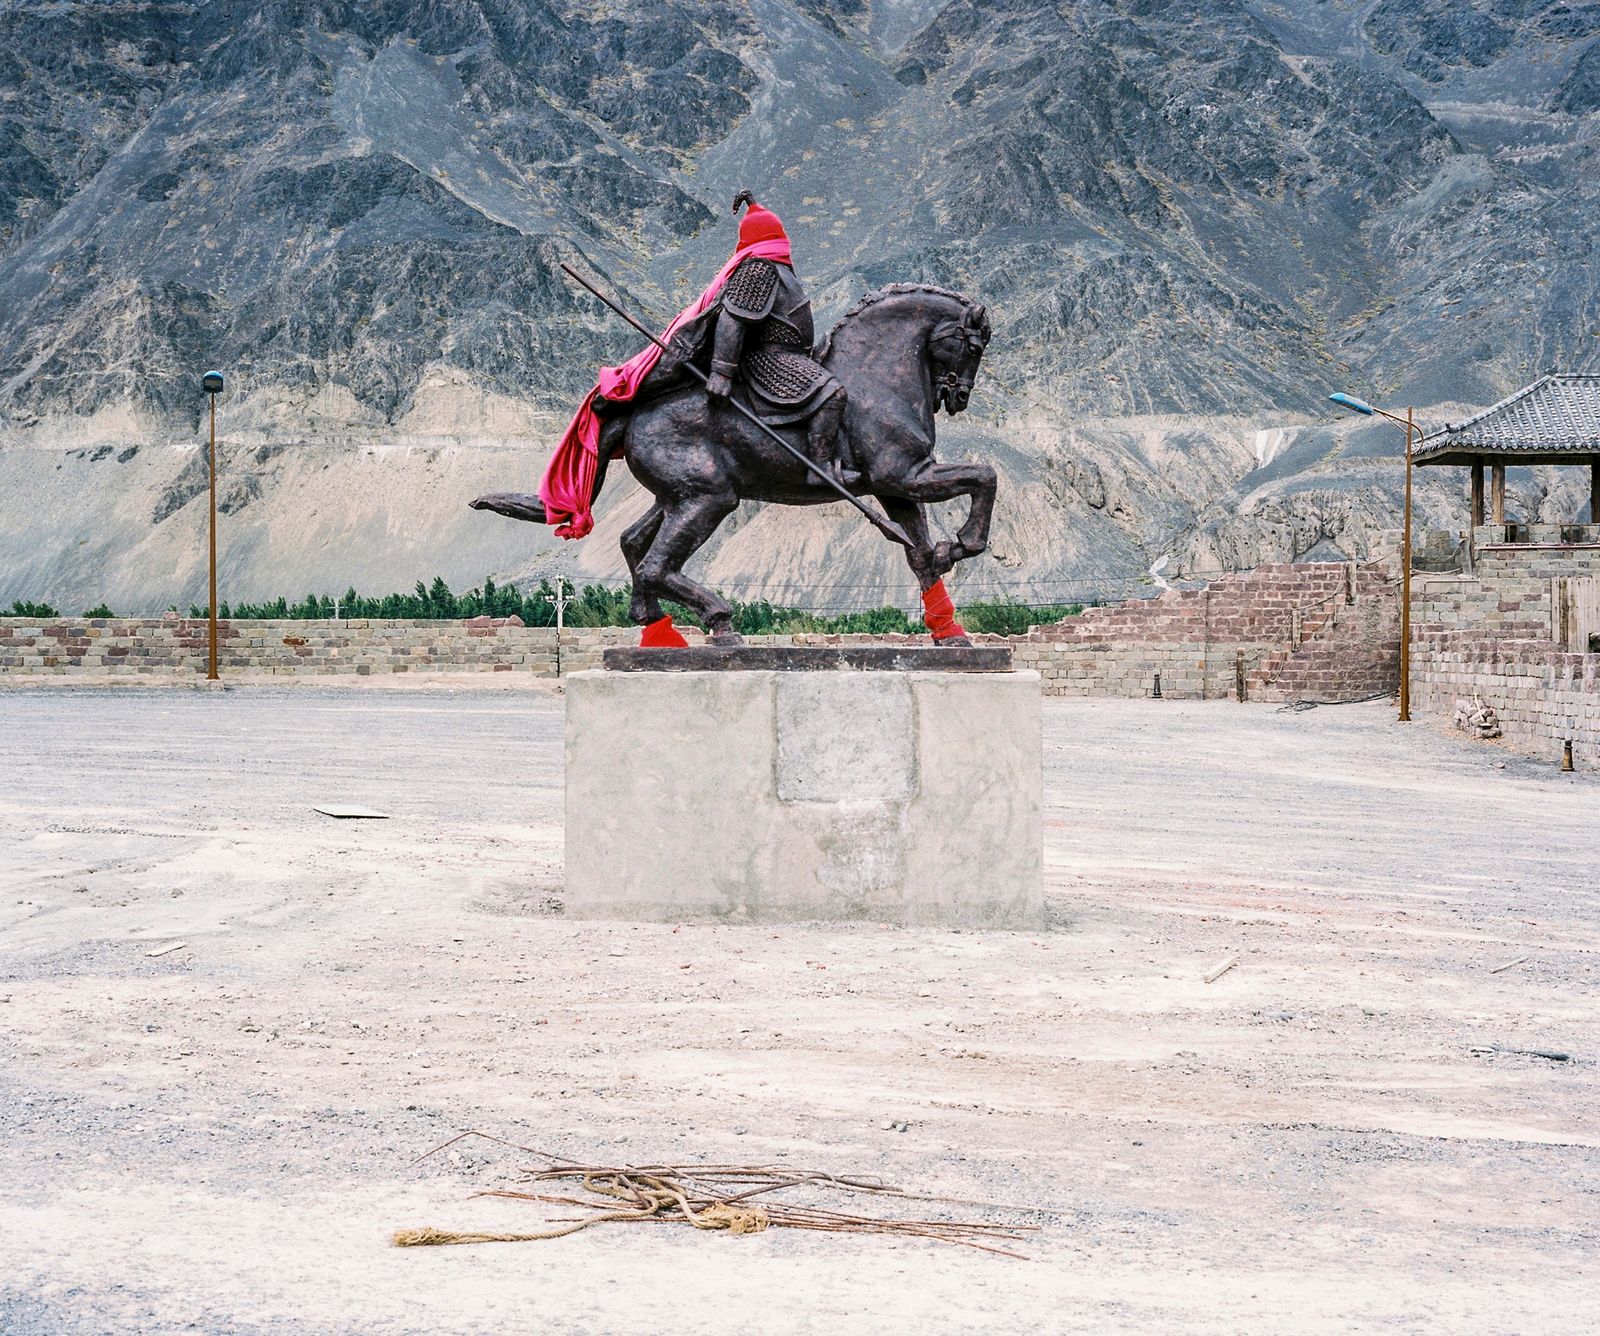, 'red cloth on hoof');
639,614,689,648
538,232,794,540
921,579,966,641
